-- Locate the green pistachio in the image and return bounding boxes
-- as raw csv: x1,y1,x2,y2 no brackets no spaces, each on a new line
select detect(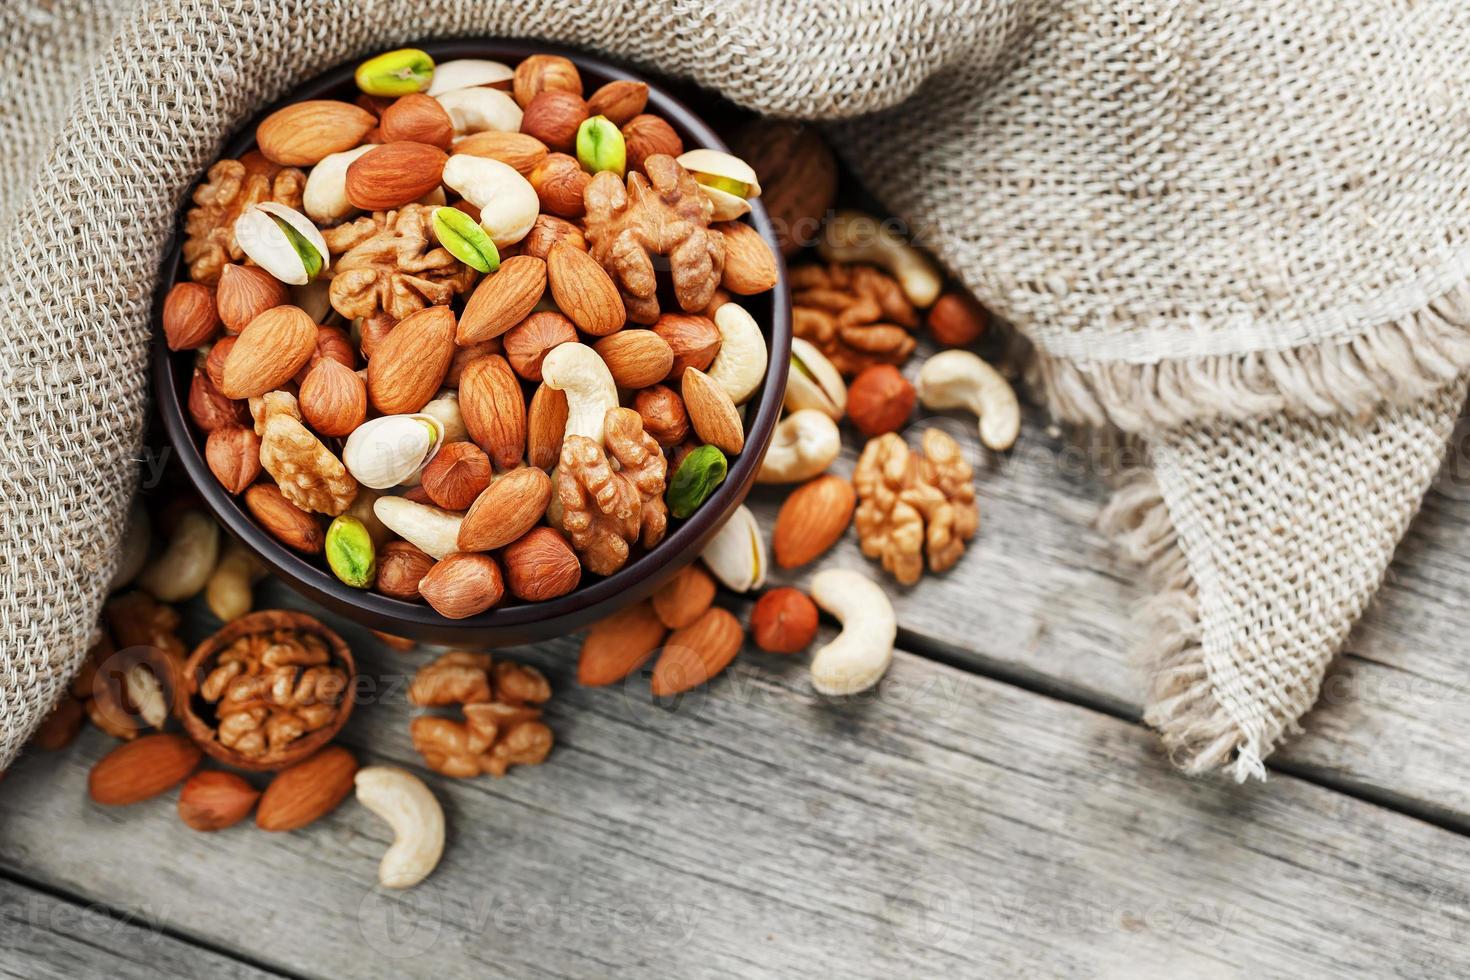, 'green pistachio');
325,516,377,589
355,48,436,97
694,173,750,198
666,445,728,519
576,115,627,177
432,206,500,273
269,212,324,281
